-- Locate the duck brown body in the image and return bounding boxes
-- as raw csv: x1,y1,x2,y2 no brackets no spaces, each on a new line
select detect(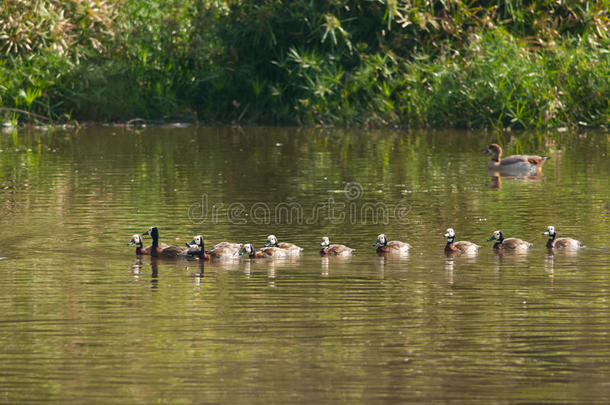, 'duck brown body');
488,231,532,251
543,226,582,250
373,234,411,254
264,235,303,254
240,243,287,259
320,237,354,256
